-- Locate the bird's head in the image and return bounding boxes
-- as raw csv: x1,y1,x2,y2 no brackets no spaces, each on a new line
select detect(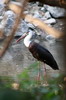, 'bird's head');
28,28,36,38
16,28,36,43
